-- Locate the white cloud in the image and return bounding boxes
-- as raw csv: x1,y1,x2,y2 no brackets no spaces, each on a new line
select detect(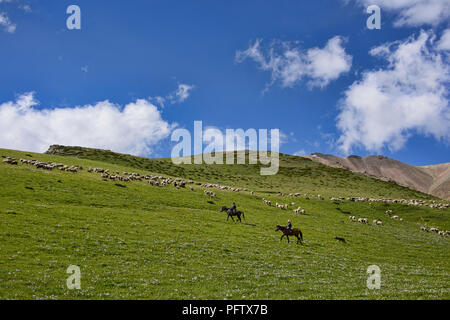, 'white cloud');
168,84,195,104
0,11,16,33
151,96,166,108
437,29,450,51
337,30,450,154
0,92,175,155
354,0,450,27
293,149,307,156
236,36,352,89
151,83,195,107
19,4,31,12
